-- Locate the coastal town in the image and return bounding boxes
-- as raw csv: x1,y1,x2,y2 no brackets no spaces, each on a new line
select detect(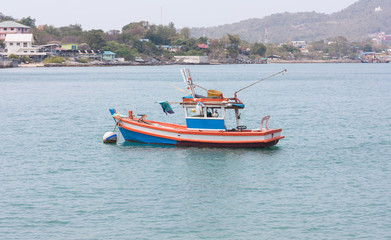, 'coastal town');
1,17,391,68
2,1,391,239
